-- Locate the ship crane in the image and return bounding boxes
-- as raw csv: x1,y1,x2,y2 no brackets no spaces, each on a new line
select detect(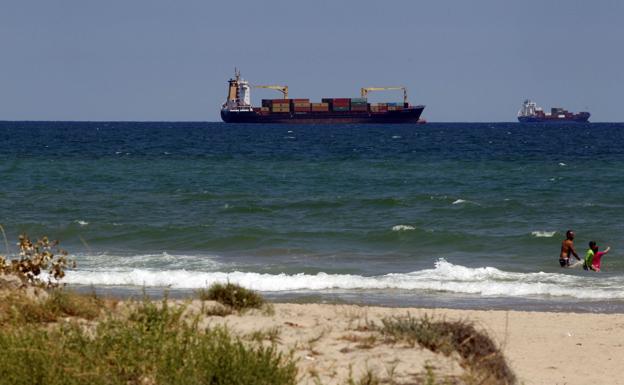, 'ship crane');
361,87,408,104
254,85,289,99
